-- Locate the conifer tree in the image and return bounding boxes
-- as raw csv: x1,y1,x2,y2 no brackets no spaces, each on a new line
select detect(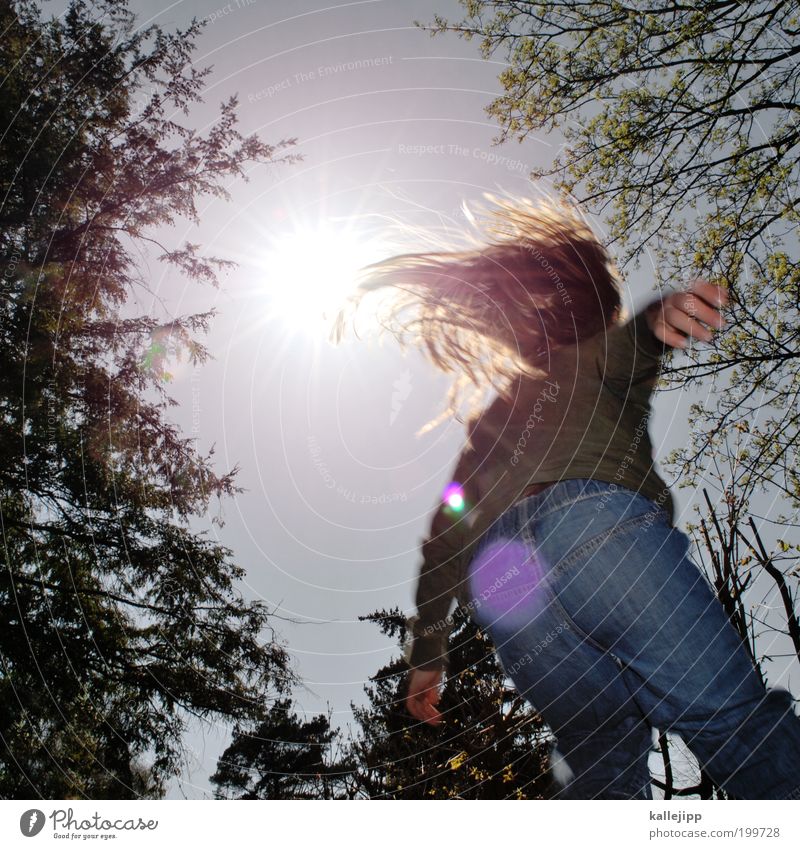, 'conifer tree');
346,608,554,799
0,0,301,797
